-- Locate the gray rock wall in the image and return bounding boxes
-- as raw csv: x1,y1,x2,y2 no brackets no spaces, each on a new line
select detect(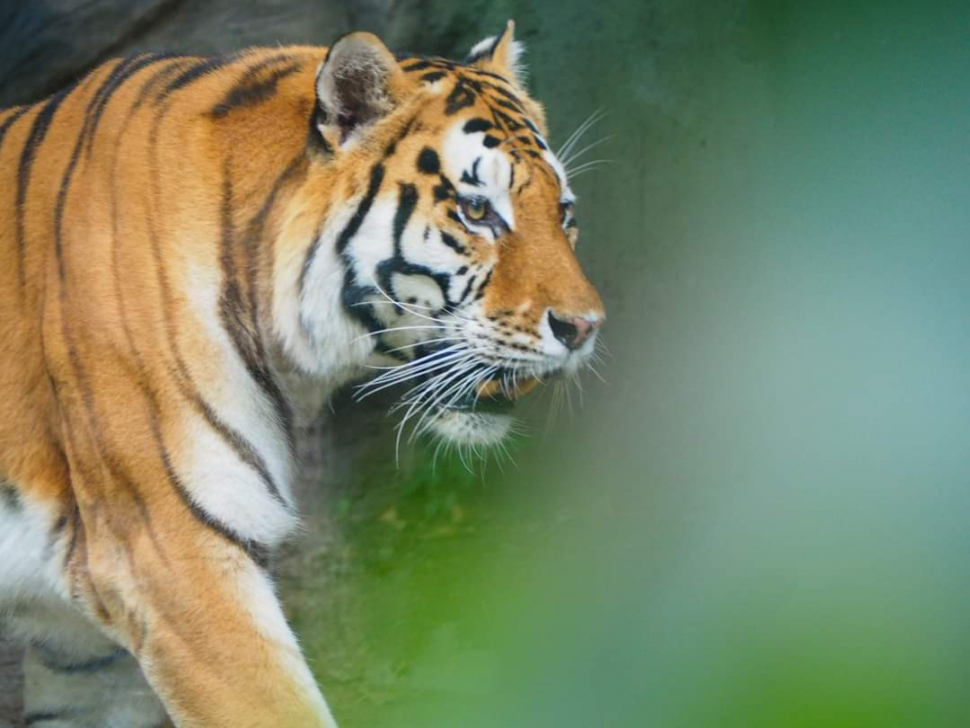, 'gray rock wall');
0,0,399,107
